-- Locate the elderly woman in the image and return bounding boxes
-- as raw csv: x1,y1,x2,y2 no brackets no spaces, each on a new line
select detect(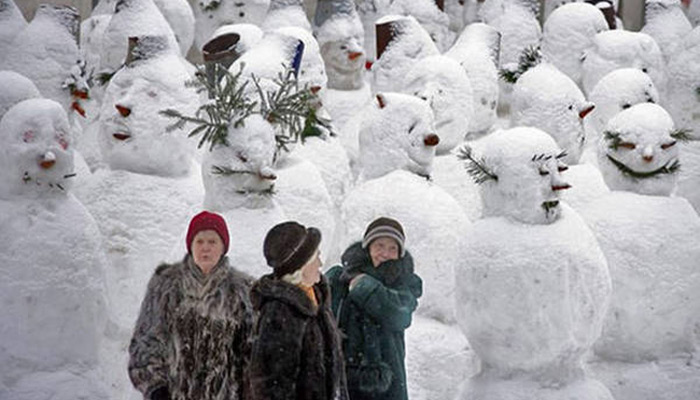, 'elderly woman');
326,217,423,400
128,211,254,400
249,221,348,400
